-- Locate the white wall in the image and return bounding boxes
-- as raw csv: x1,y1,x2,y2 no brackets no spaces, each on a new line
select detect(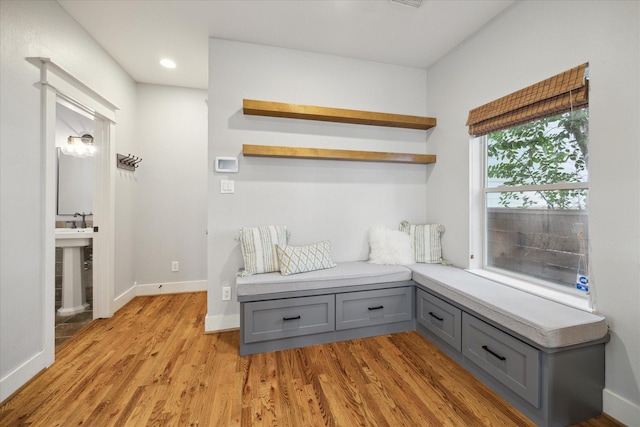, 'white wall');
425,1,640,424
207,39,431,330
134,84,208,293
4,1,636,422
0,0,137,401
